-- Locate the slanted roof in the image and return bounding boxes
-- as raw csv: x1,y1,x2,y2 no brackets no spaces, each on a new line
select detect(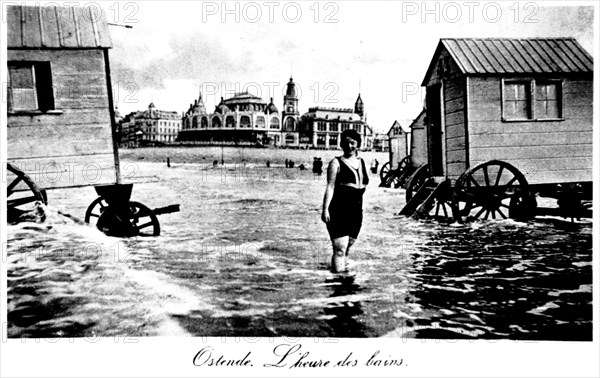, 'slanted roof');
7,5,112,48
408,109,427,130
306,107,362,122
422,38,593,85
223,92,267,105
387,120,411,137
